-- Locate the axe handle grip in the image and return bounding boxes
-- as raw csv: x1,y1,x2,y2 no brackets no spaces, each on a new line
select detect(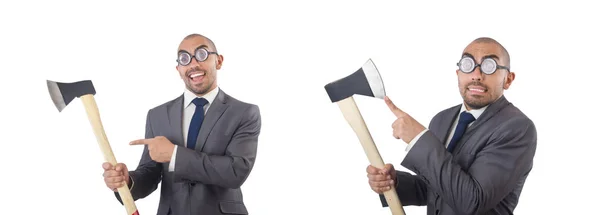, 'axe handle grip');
80,95,140,215
336,96,406,215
